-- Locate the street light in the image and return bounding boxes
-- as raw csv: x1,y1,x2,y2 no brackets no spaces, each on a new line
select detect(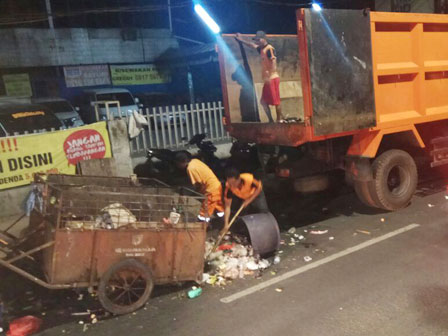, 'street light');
312,2,322,11
194,3,221,34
